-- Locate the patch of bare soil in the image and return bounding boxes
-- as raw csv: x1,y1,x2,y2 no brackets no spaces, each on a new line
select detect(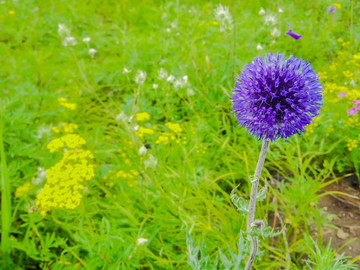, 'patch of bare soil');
318,178,360,268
